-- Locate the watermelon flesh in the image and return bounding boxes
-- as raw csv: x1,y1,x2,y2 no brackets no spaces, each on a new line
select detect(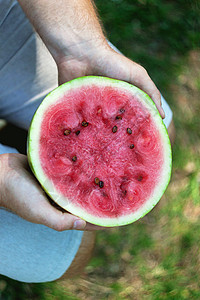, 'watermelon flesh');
28,77,172,227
